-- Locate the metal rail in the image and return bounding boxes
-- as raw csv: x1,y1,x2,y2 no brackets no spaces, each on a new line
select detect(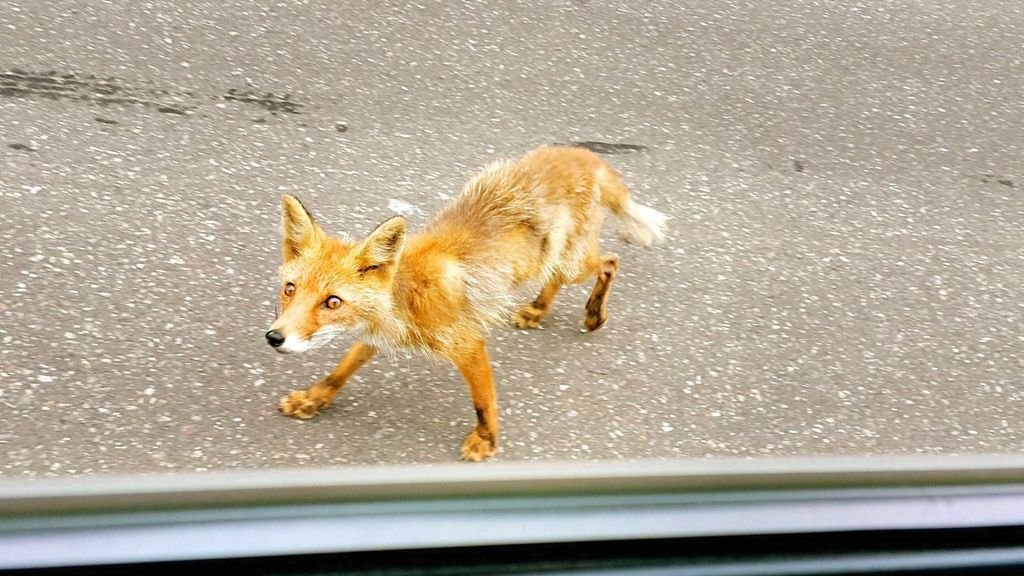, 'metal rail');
3,454,1024,570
